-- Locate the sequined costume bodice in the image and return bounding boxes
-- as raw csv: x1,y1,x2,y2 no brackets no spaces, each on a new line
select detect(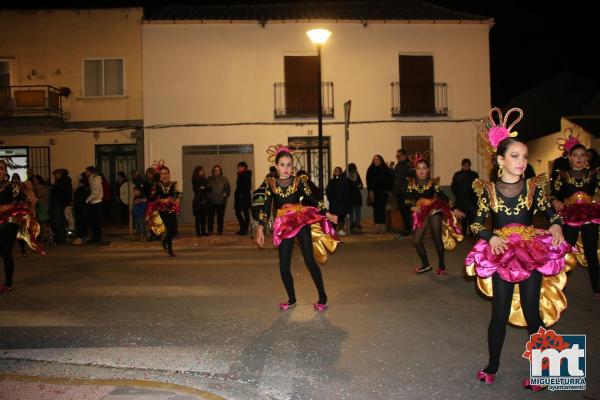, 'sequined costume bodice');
258,175,326,225
470,175,562,241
